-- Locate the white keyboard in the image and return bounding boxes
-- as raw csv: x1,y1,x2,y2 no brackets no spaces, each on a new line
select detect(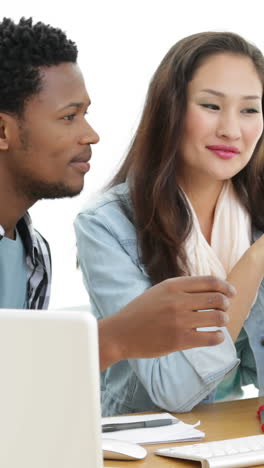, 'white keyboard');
155,435,264,468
